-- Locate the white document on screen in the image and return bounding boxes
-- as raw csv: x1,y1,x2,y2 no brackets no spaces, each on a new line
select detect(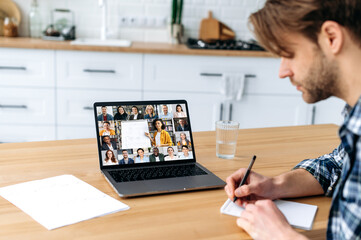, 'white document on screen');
121,120,151,149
